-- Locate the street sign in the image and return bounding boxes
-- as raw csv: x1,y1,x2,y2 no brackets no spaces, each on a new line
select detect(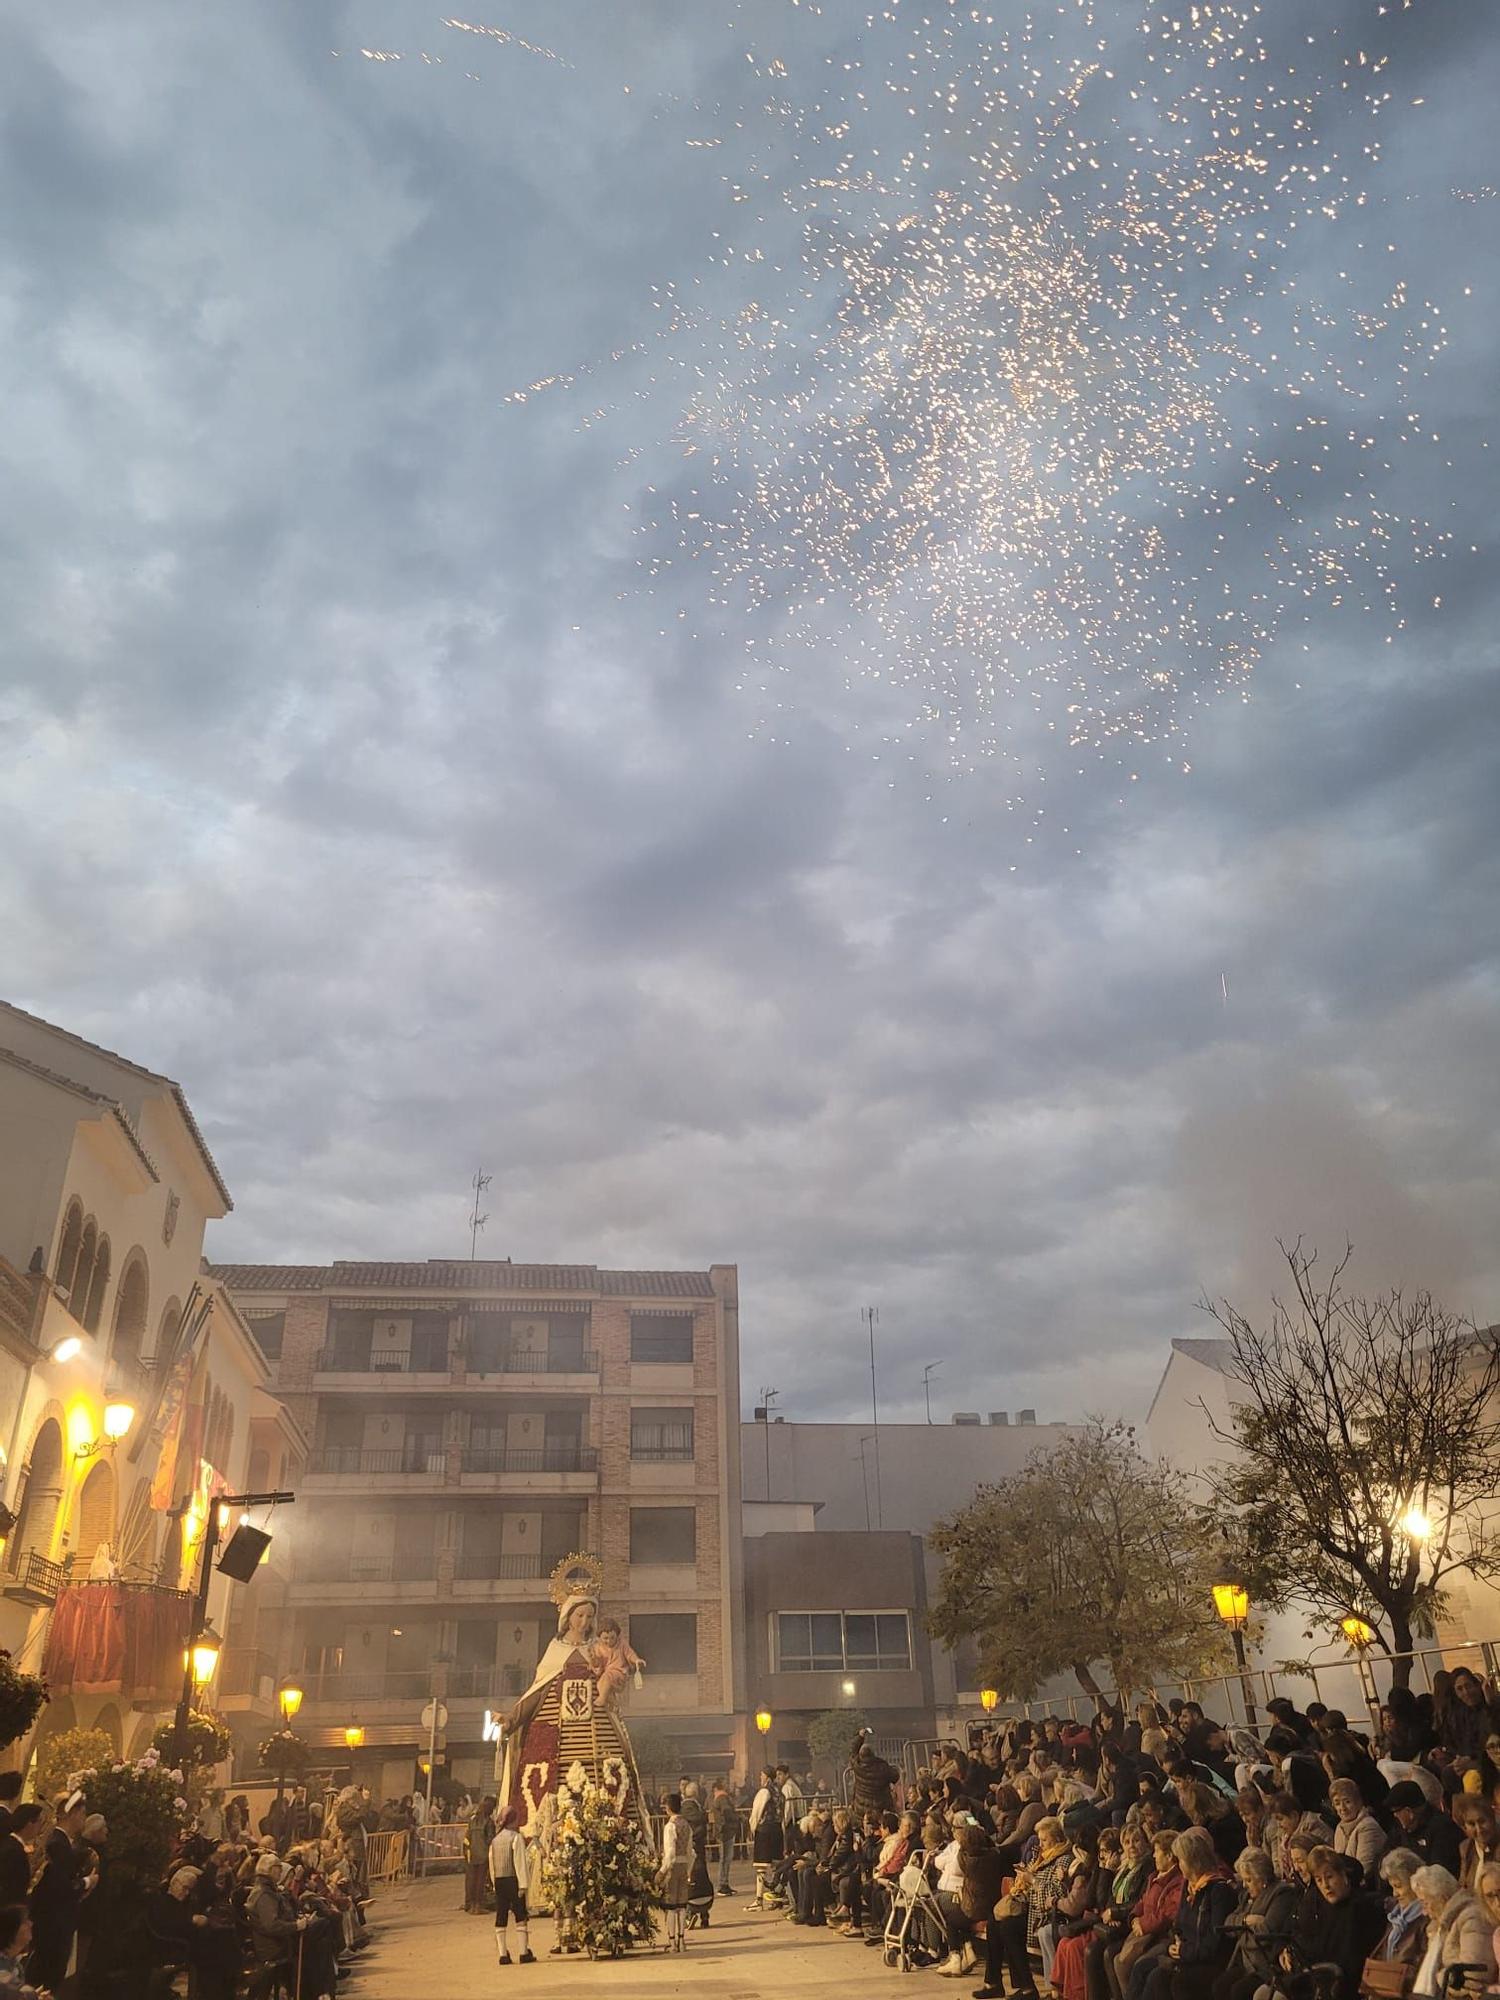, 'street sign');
420,1700,449,1731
